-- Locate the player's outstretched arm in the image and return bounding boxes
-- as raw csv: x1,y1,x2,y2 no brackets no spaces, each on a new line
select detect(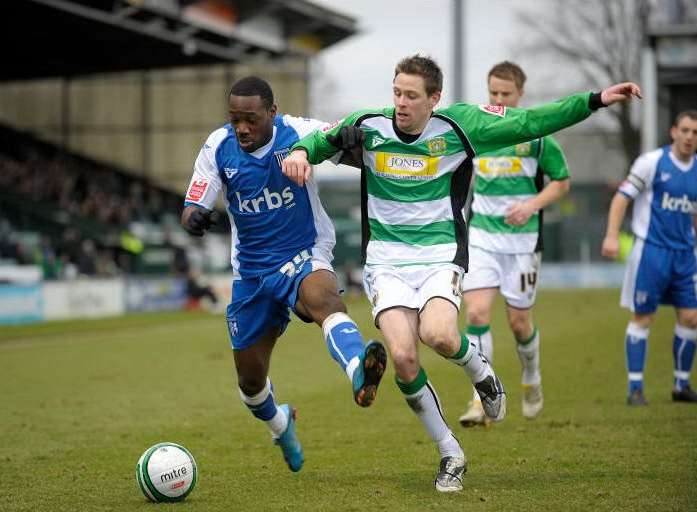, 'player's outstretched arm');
448,82,642,155
286,112,375,186
601,193,631,259
282,149,313,187
291,109,377,165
